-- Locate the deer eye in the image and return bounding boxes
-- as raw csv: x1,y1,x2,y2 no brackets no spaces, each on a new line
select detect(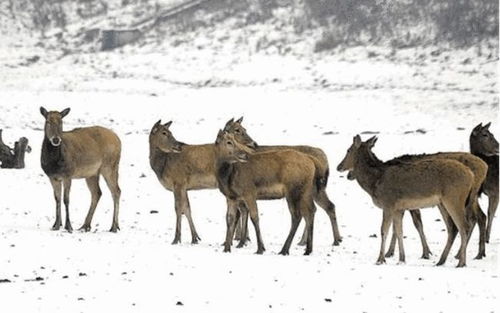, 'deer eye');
227,141,233,146
235,129,241,133
162,131,168,136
